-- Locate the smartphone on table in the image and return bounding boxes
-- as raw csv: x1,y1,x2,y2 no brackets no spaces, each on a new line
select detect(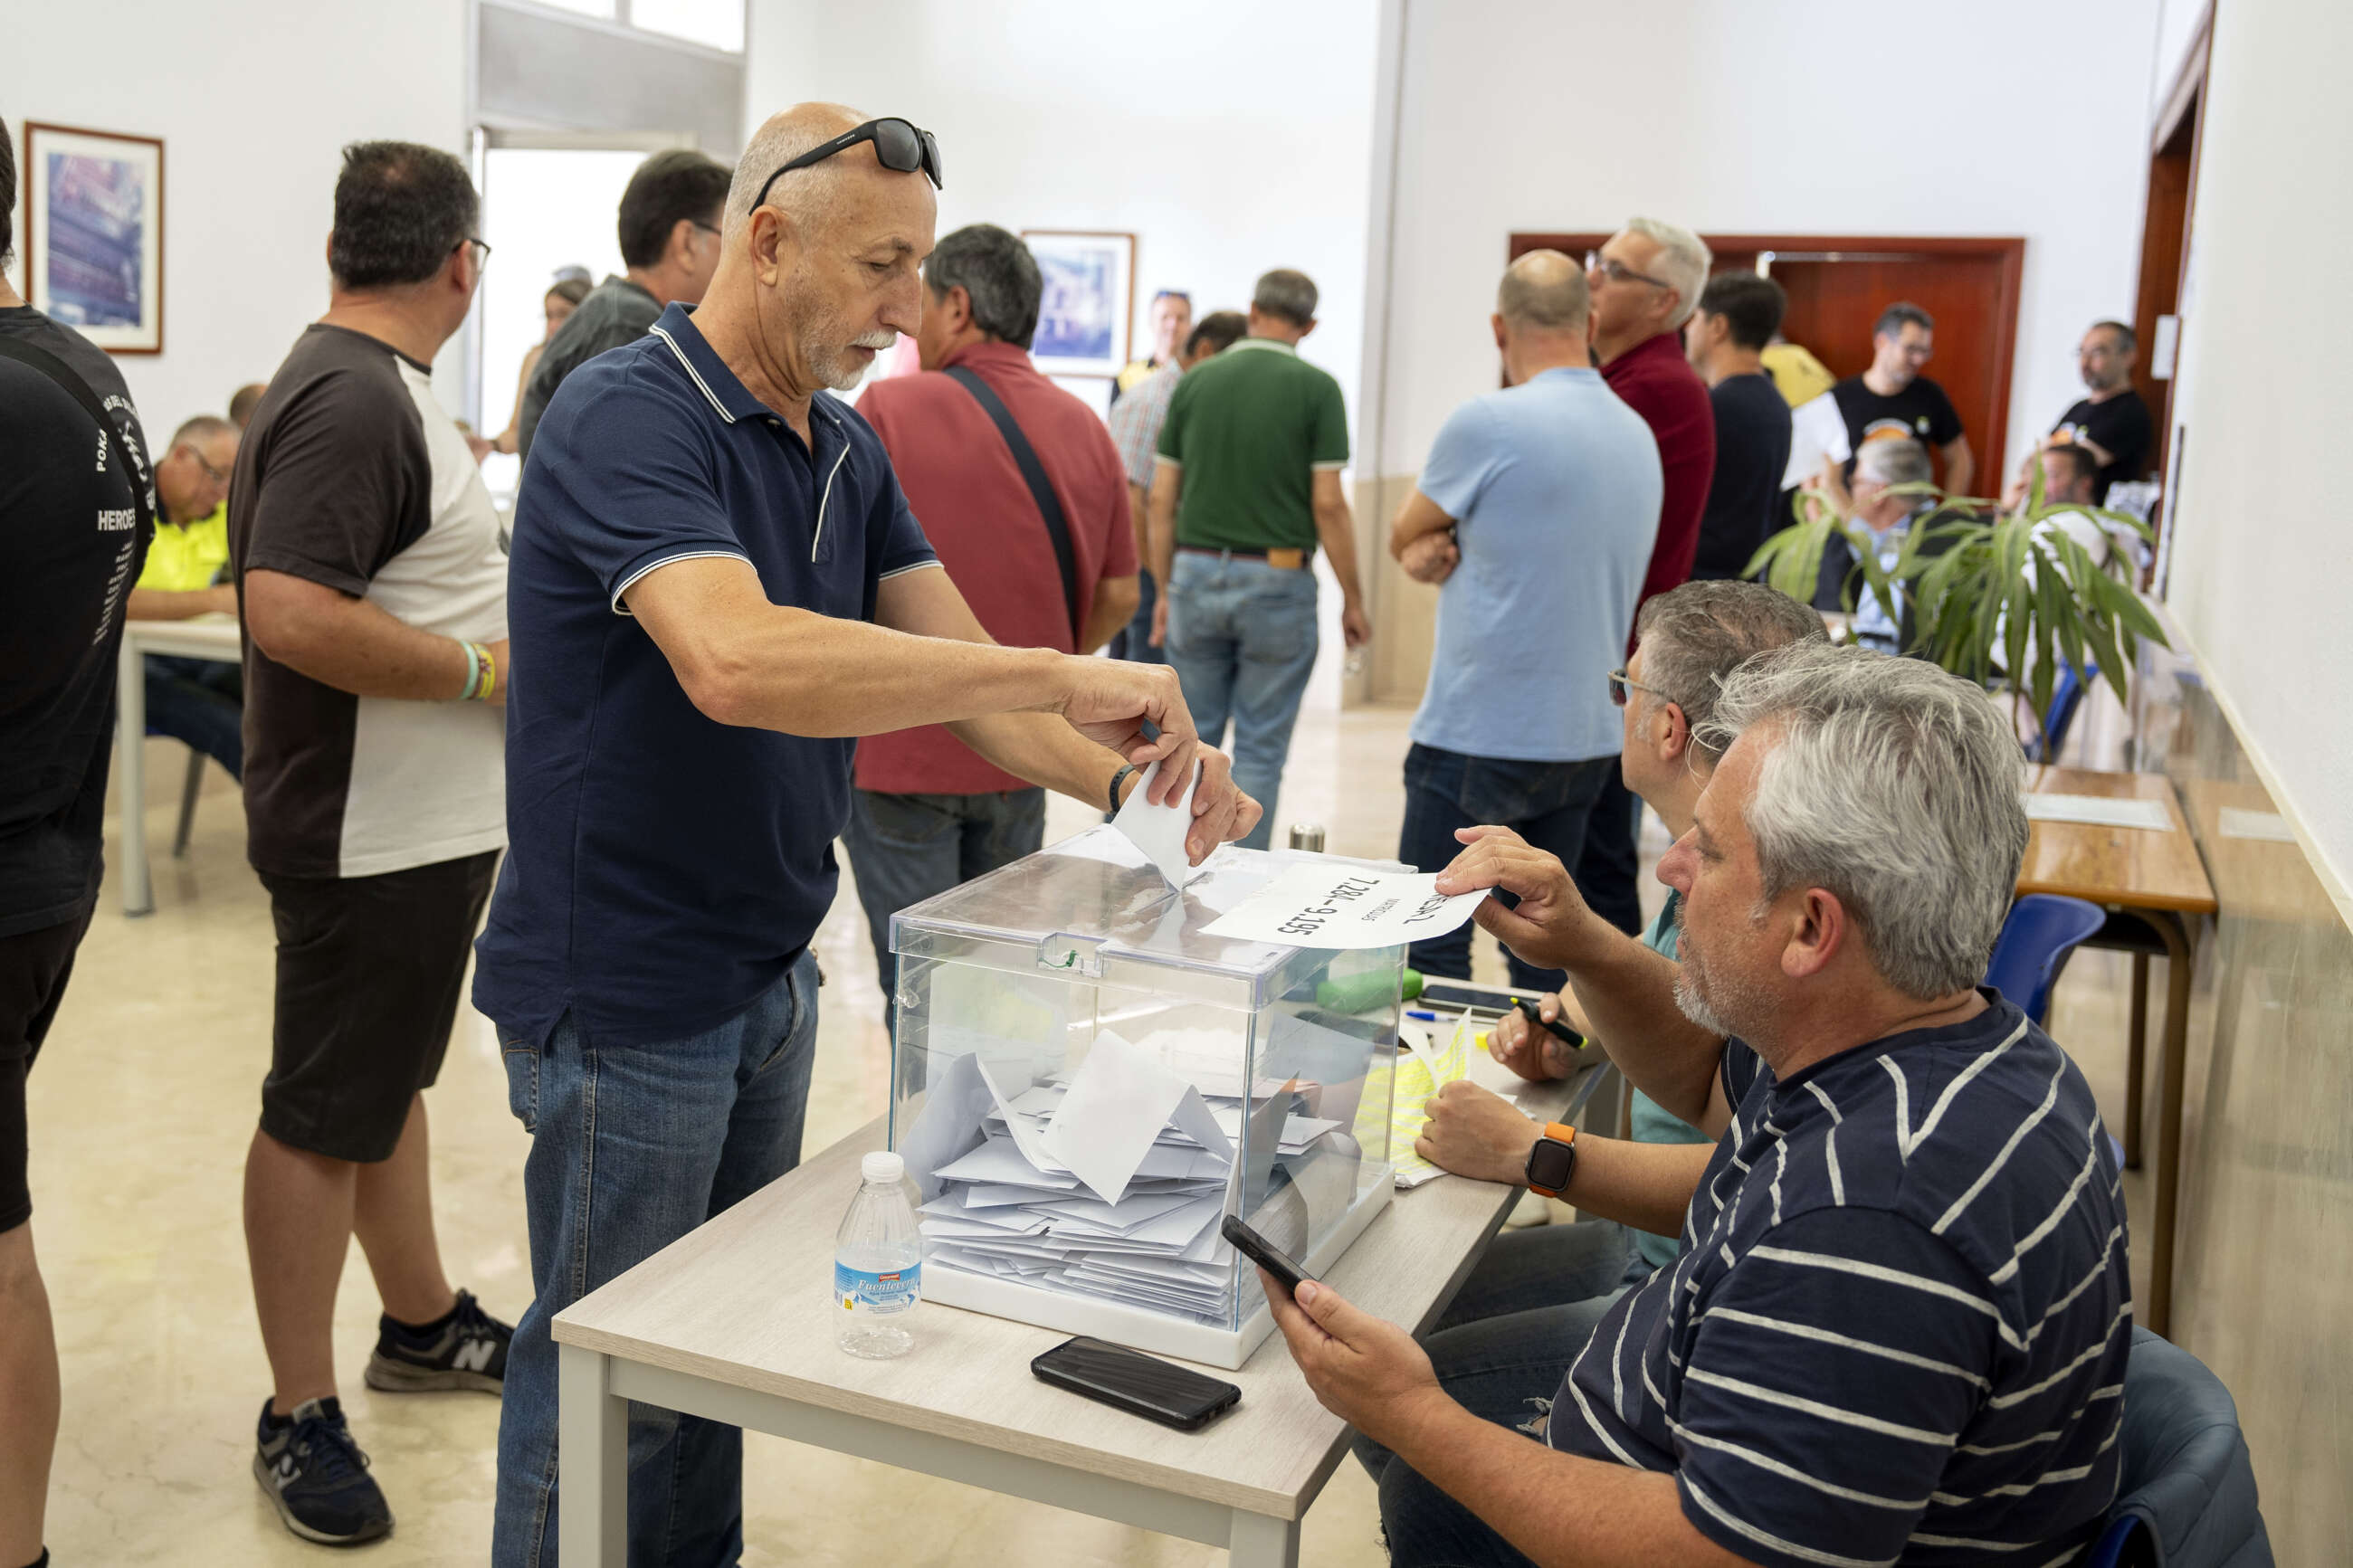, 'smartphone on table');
1030,1336,1241,1431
